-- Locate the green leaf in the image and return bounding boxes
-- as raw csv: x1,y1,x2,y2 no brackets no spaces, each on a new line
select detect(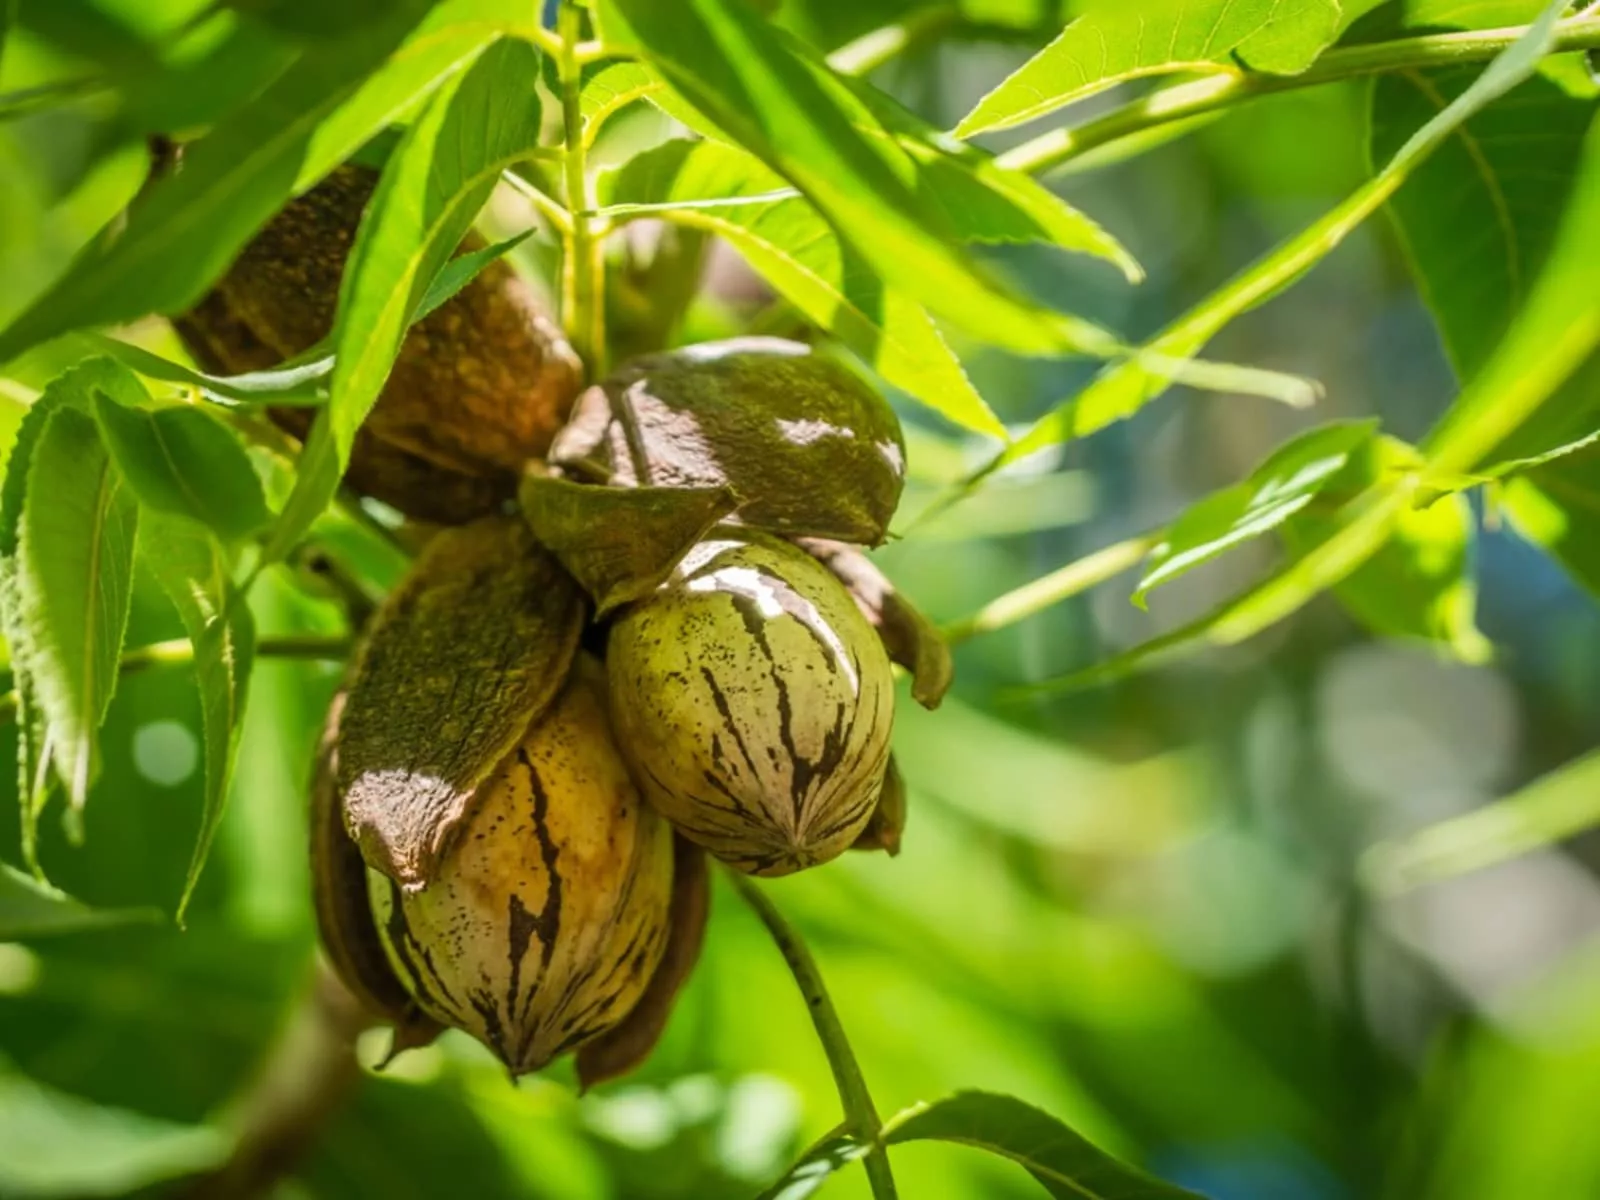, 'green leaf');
78,334,331,407
1282,437,1489,662
755,1132,867,1200
1500,443,1600,598
971,0,1571,487
267,37,545,564
1371,68,1596,385
1235,0,1342,74
1362,747,1600,896
1132,420,1378,607
18,407,140,815
140,514,256,923
0,362,131,870
955,0,1341,137
841,81,1141,277
518,474,738,617
596,0,1119,356
0,0,530,364
1422,111,1600,478
91,395,273,543
600,139,1003,437
412,229,536,322
1371,15,1600,473
0,0,438,362
883,1091,1202,1200
0,1069,225,1196
0,863,159,939
580,60,666,146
